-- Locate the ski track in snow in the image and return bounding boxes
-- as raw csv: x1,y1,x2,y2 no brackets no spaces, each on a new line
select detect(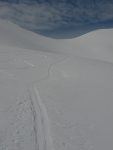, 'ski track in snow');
28,87,54,150
25,56,68,150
